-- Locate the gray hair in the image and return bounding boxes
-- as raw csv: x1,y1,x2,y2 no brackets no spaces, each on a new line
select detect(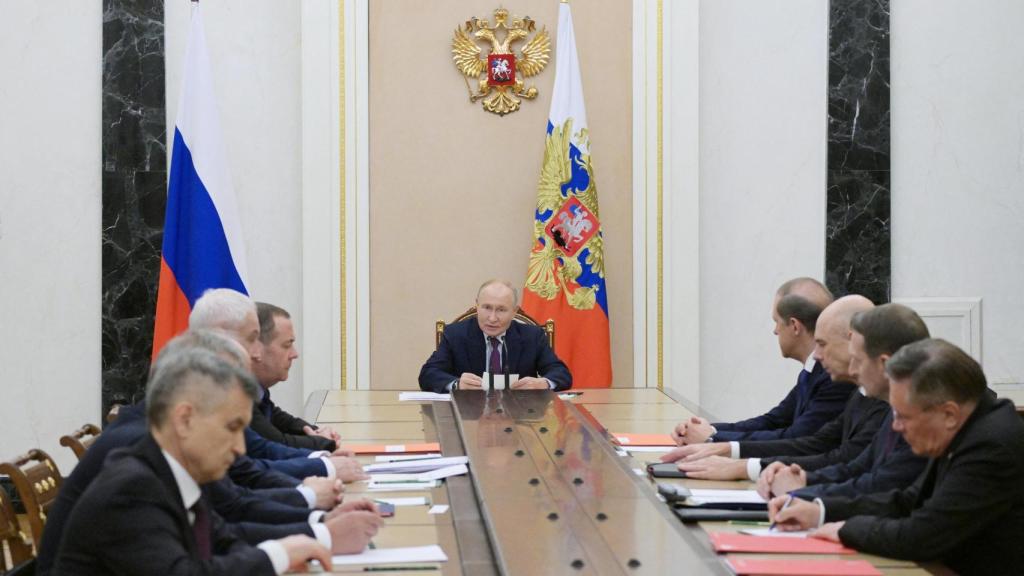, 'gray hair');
189,288,255,333
477,278,519,307
885,338,987,408
145,347,259,429
153,329,249,374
